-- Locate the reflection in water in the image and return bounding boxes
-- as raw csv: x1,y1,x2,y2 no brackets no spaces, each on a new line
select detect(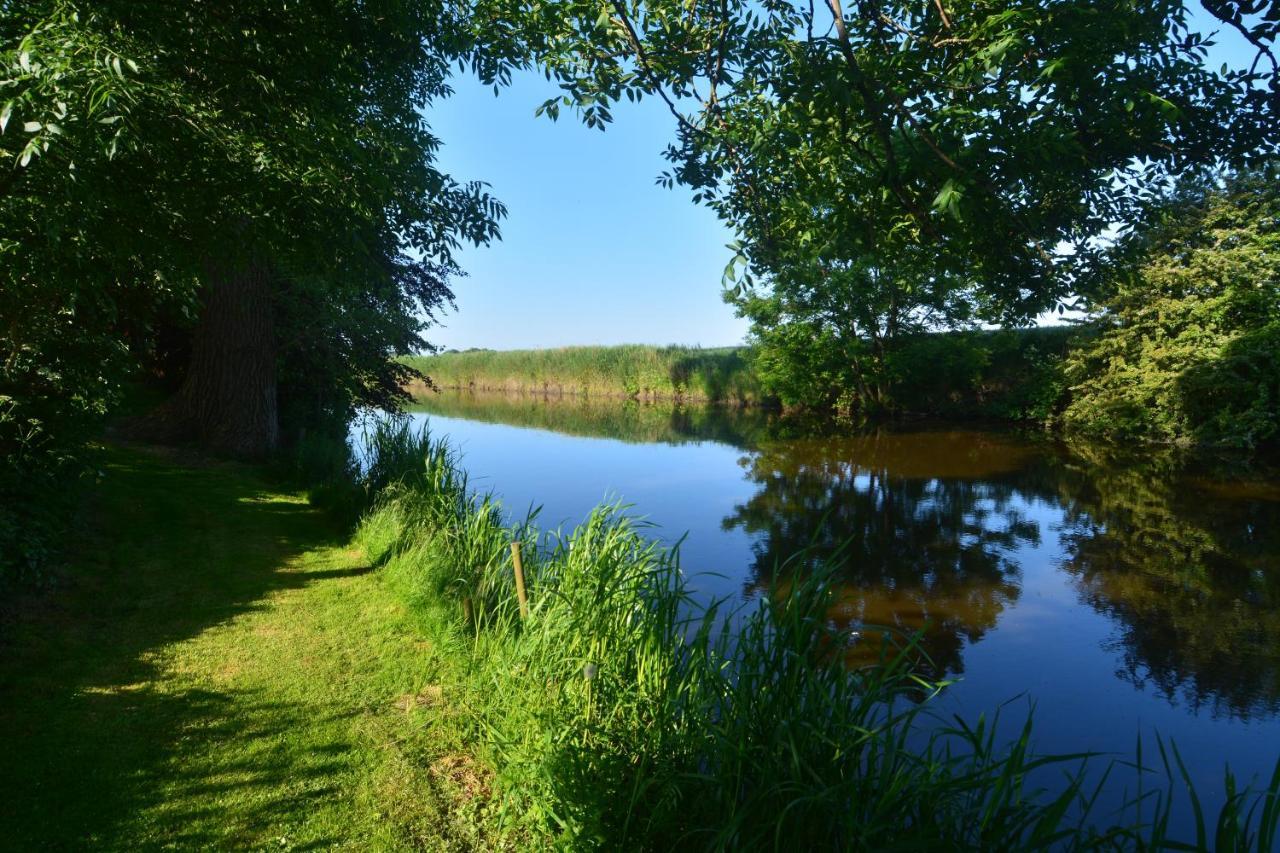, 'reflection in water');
407,390,1280,722
1052,446,1280,719
722,433,1040,677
